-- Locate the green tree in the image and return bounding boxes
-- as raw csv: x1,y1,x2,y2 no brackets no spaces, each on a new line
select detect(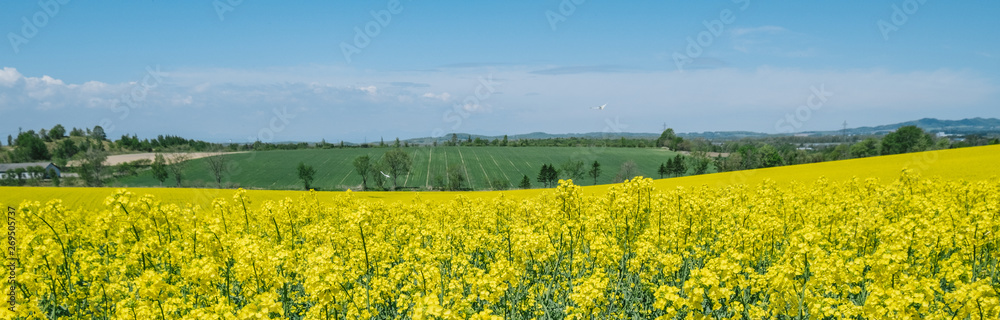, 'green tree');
670,155,687,176
297,162,316,190
167,154,189,187
692,157,711,175
49,124,66,140
736,145,763,170
152,154,169,186
537,164,558,188
658,162,668,179
353,155,373,191
588,161,601,185
933,137,951,150
432,174,447,190
372,161,388,190
205,154,229,187
559,159,585,182
519,175,531,189
383,148,412,191
447,165,467,191
537,164,549,187
657,128,685,151
54,139,79,160
850,138,880,158
759,145,784,168
614,160,639,183
115,162,138,177
881,126,932,155
79,148,108,187
14,131,50,161
48,168,60,187
91,125,107,141
491,178,510,190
